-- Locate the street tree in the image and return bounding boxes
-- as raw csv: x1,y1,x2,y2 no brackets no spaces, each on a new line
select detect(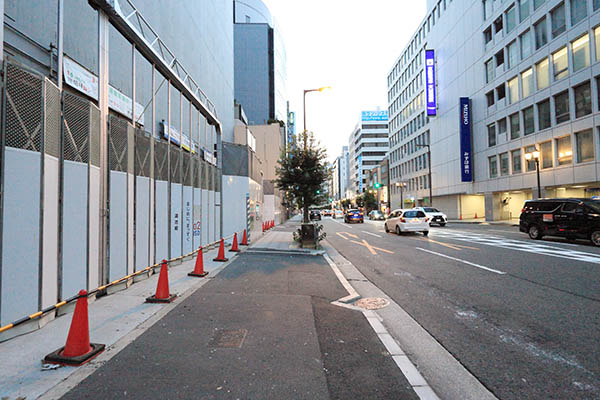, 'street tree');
275,132,330,223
